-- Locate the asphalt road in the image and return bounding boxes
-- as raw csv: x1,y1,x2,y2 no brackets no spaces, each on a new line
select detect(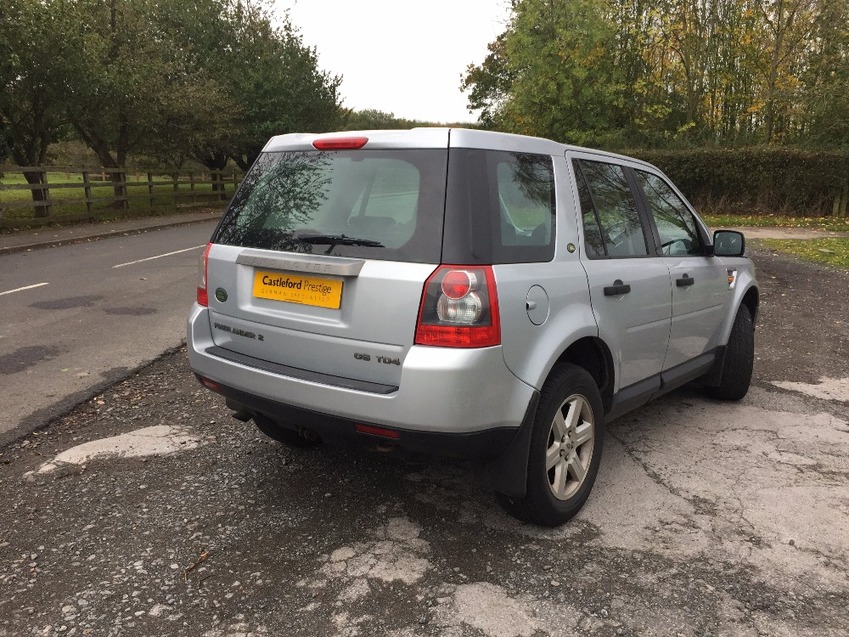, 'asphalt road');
0,245,847,636
0,221,219,443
